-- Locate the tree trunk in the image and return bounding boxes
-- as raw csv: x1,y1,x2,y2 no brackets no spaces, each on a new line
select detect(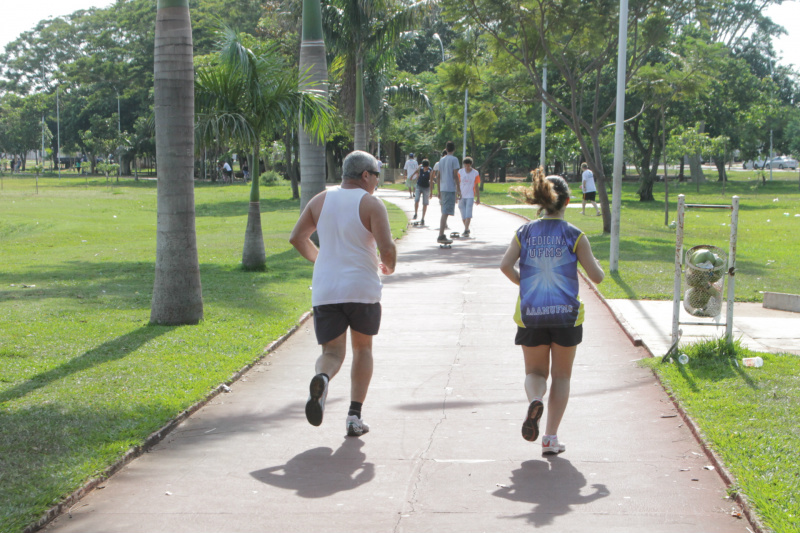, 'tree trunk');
689,121,705,187
353,59,367,151
242,142,266,270
326,145,339,183
150,0,203,325
298,0,328,211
